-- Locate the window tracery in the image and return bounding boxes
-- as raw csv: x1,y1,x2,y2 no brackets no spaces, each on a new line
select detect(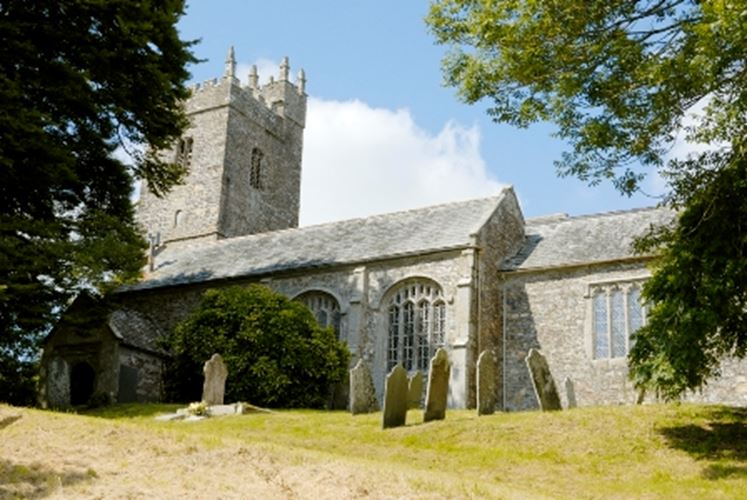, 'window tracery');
592,282,646,359
386,280,445,373
295,290,341,339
